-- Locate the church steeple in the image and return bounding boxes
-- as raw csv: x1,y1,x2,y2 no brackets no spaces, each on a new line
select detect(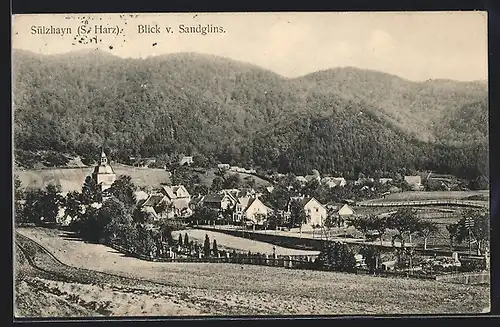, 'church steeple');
100,148,108,166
